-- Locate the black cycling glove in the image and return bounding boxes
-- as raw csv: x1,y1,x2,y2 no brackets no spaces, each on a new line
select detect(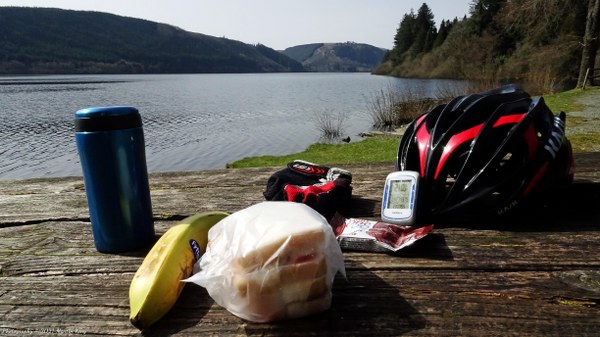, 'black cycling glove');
263,160,352,220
